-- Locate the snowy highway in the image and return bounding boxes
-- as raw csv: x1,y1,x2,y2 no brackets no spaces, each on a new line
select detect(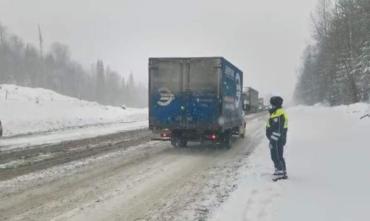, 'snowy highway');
1,104,370,221
0,113,267,221
0,127,151,180
1,1,369,220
